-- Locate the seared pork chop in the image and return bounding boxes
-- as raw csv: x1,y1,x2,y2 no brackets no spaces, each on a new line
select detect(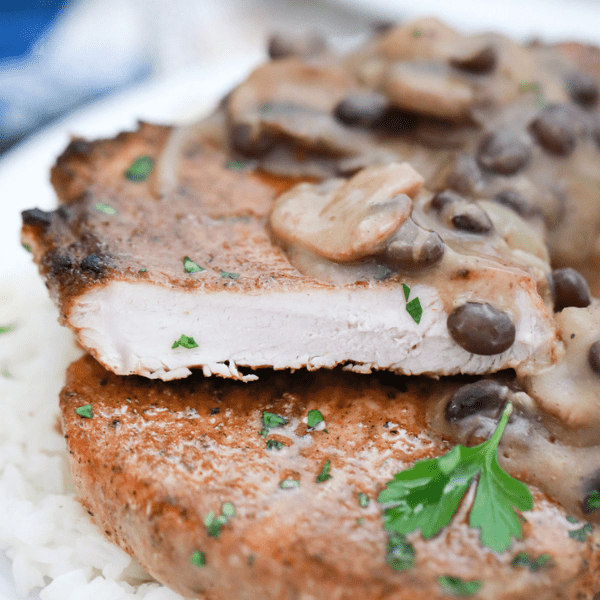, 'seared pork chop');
22,123,559,381
61,355,600,600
